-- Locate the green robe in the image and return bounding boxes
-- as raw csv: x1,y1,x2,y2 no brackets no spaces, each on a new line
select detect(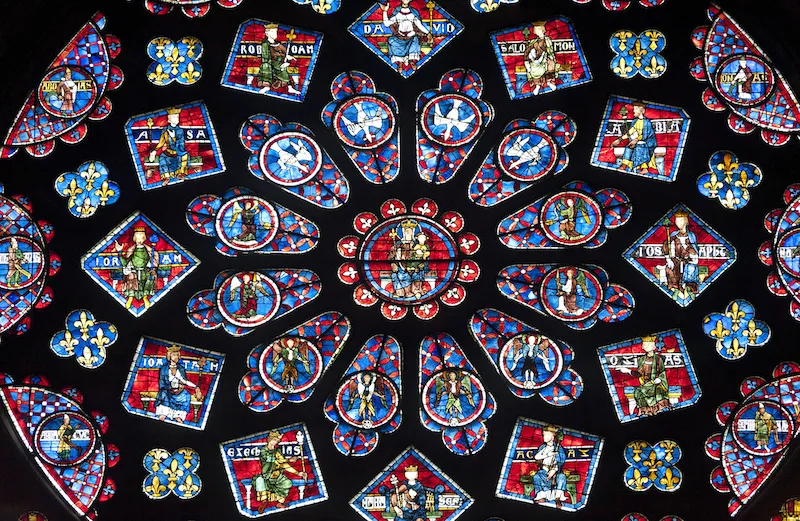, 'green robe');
259,40,290,85
6,246,26,286
633,352,669,411
122,245,156,299
255,447,293,499
755,412,775,443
